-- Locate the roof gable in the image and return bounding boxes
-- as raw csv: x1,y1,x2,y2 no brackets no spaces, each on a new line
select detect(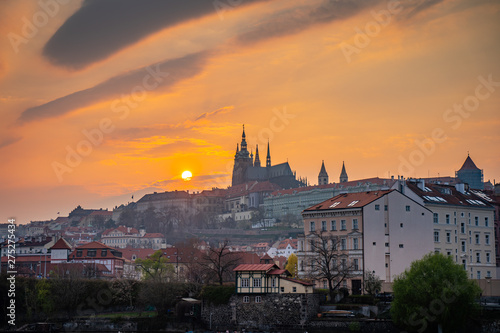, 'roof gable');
304,190,393,211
